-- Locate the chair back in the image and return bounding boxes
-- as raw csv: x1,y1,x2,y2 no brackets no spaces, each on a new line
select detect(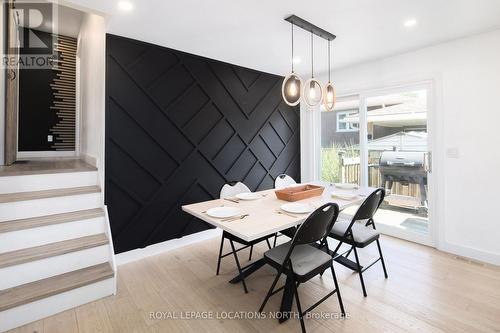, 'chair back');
219,181,251,199
274,174,297,189
291,203,339,246
353,188,385,222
